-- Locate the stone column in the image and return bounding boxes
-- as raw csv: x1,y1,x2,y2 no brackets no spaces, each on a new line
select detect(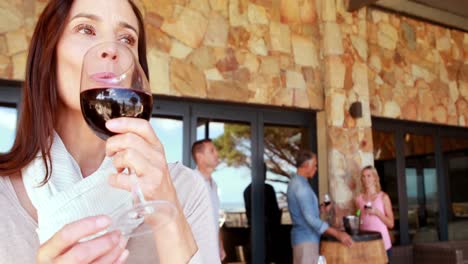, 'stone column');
317,0,374,226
